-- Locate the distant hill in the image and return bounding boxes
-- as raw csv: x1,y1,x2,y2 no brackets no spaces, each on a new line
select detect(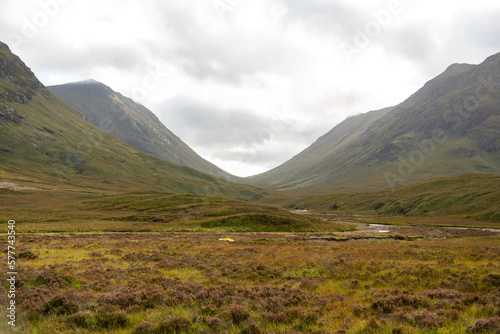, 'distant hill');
245,53,500,192
48,80,235,181
0,41,263,200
